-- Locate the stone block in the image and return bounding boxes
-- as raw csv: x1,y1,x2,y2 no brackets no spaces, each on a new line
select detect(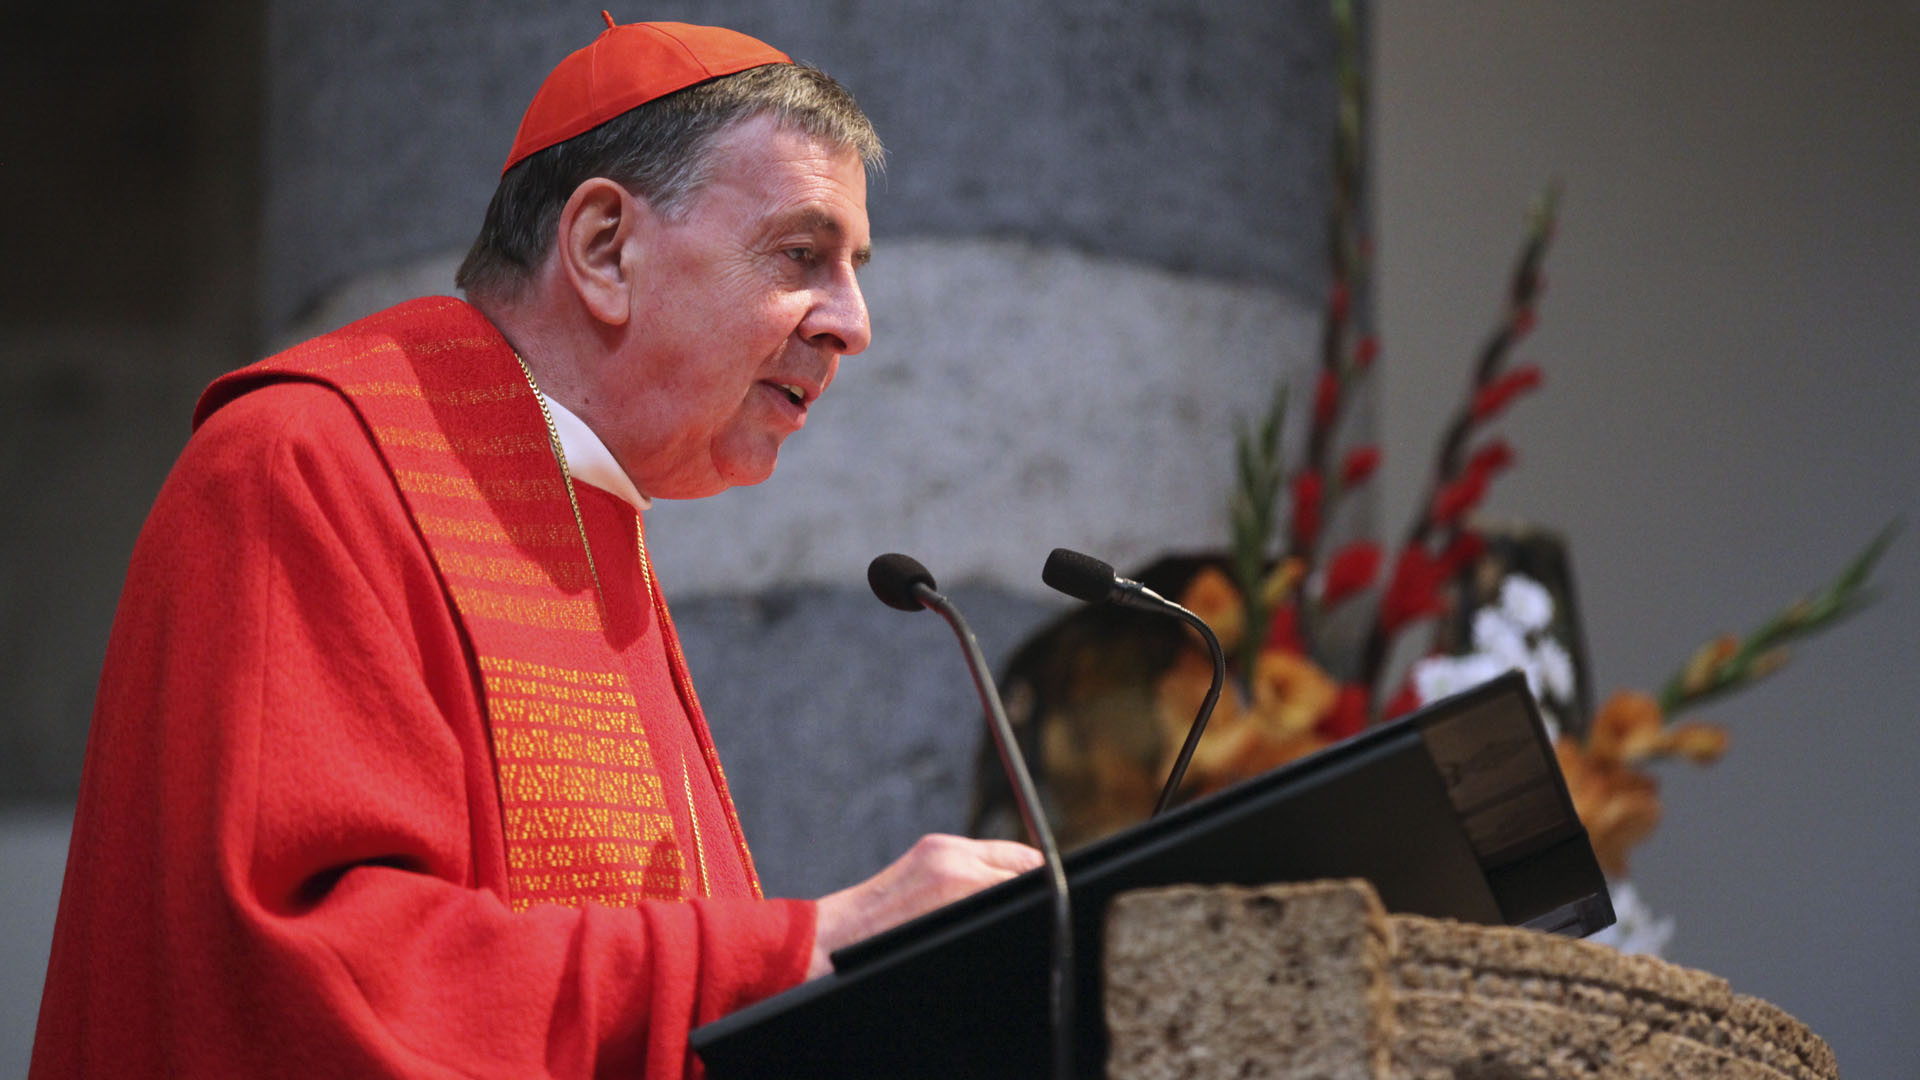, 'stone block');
1104,880,1838,1080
